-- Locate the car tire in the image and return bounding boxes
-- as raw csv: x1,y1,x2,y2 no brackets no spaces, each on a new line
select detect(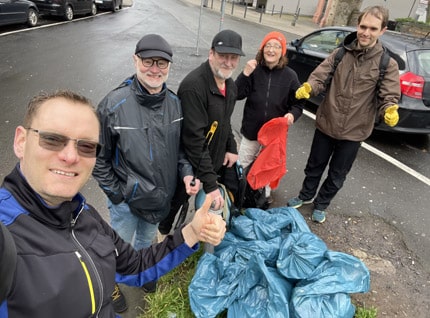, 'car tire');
64,5,73,21
27,8,38,27
91,2,97,15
